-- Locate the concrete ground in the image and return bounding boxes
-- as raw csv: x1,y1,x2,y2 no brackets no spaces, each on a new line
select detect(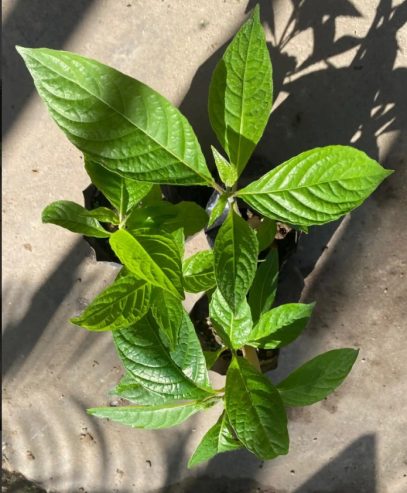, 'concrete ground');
2,0,407,492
